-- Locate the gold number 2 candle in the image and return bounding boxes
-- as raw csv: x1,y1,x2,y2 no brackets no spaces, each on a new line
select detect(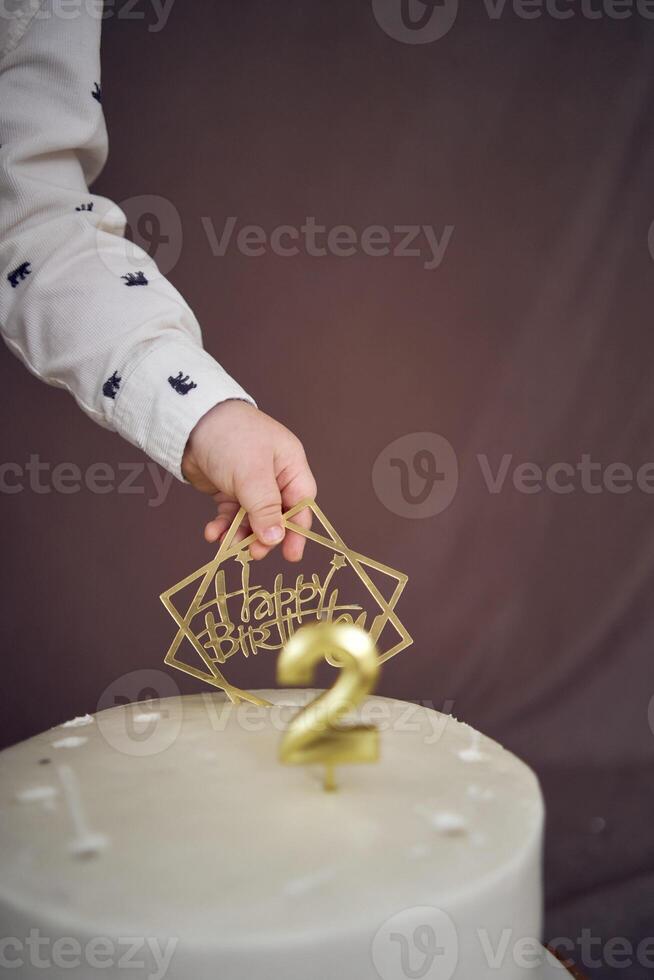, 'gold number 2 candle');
277,621,381,791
